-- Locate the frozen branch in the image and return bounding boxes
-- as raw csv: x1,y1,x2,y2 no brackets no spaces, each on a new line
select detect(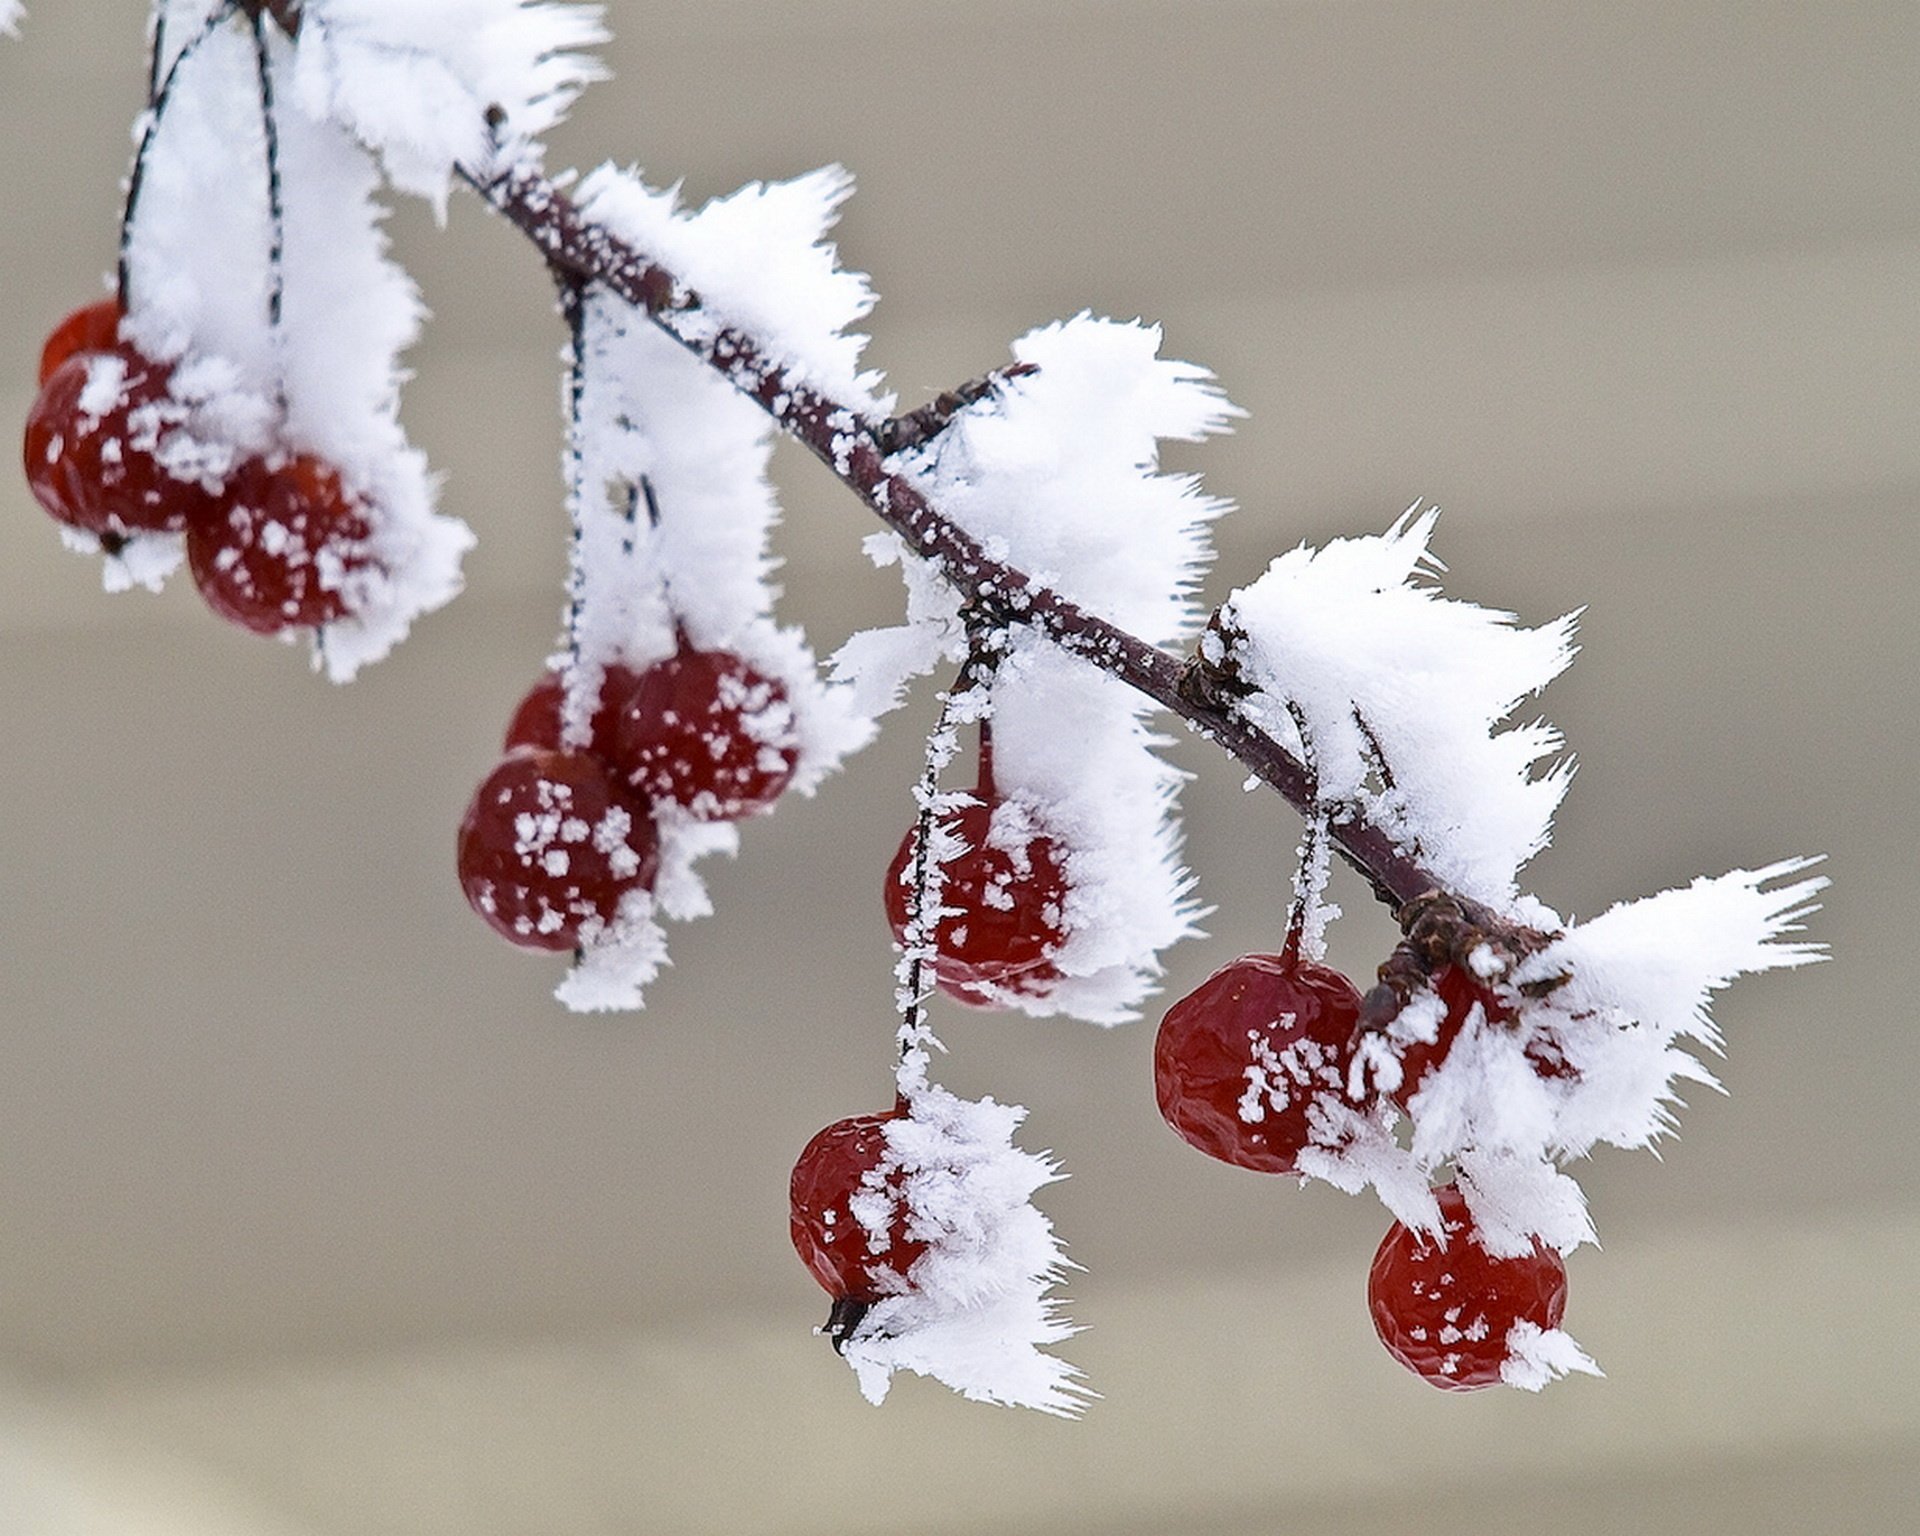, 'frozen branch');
467,159,1493,940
